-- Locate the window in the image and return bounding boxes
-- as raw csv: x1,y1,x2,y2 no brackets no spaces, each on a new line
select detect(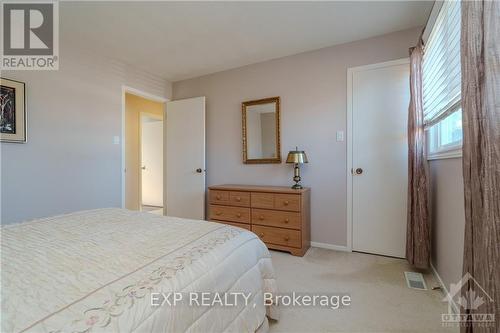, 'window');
422,1,463,159
427,110,462,158
439,110,462,146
